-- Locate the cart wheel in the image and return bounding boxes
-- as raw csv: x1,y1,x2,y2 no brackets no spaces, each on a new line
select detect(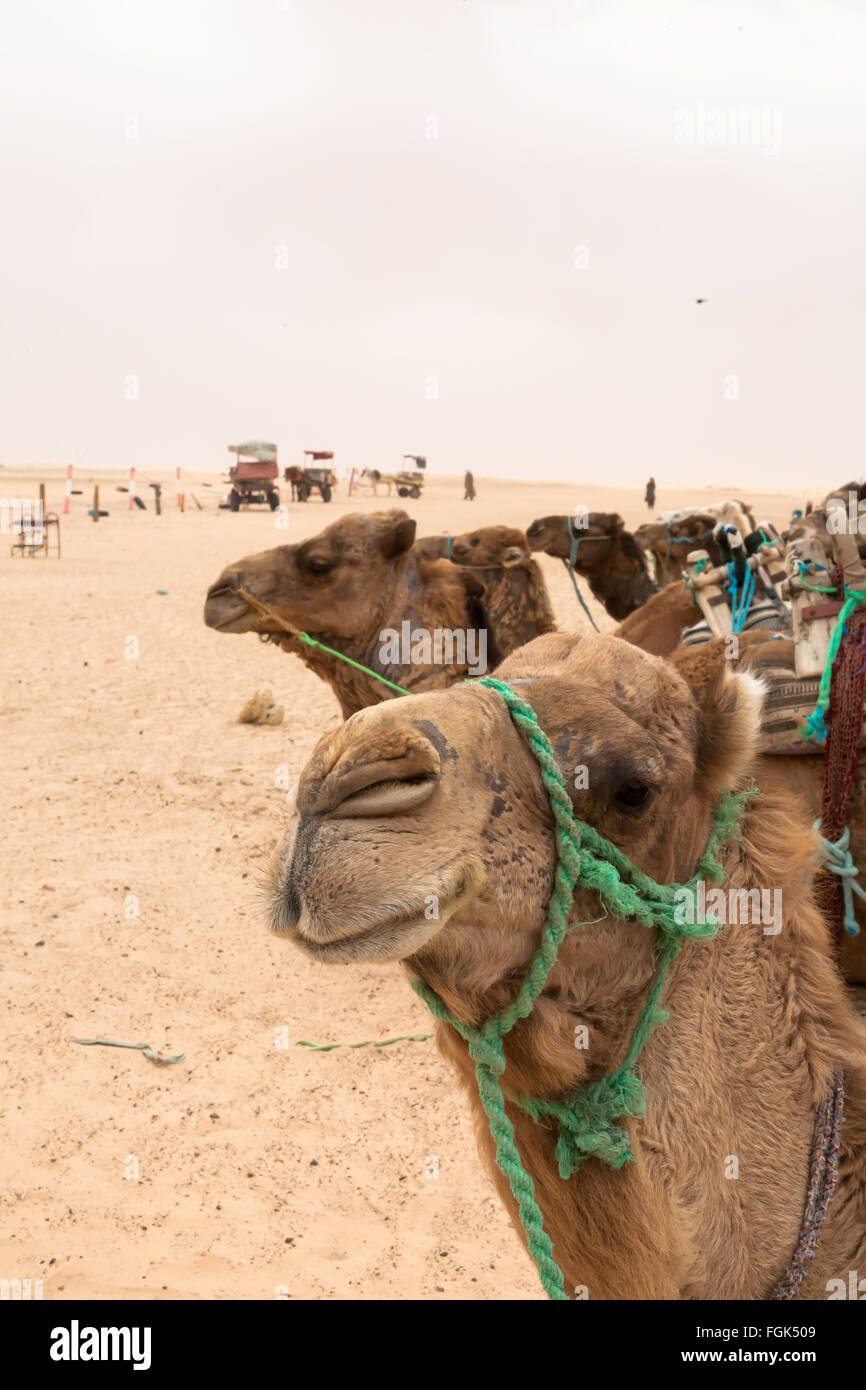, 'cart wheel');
267,490,279,510
397,486,409,498
320,484,332,502
409,486,421,499
298,484,310,502
229,489,241,511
